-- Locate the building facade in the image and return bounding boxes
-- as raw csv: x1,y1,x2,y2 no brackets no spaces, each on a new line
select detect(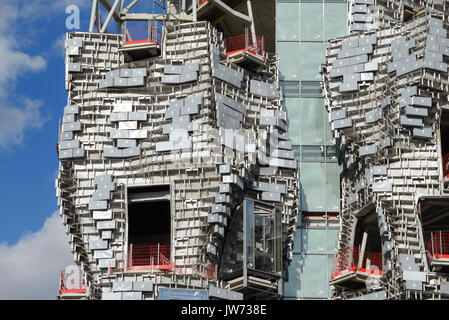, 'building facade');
56,0,300,300
323,0,449,300
275,0,348,299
